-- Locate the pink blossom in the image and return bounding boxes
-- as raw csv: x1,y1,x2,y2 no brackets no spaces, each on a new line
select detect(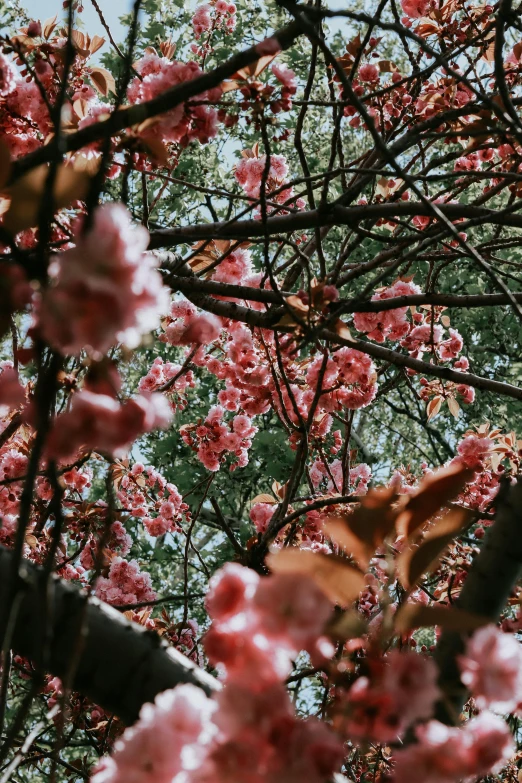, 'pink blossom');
393,712,514,783
177,313,222,345
192,4,212,38
206,562,259,621
95,557,156,606
250,502,276,534
438,328,463,361
47,389,172,461
271,62,297,93
91,684,216,783
253,572,332,649
358,63,380,82
456,434,493,470
458,625,522,712
38,204,169,356
400,0,430,17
